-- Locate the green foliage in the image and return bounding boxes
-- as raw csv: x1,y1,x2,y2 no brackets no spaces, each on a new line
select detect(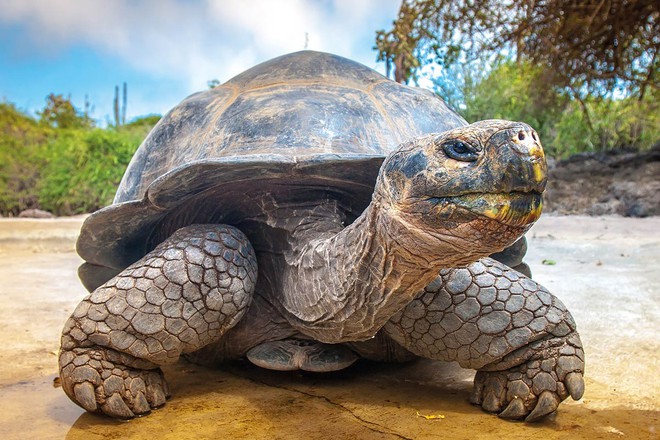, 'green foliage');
36,128,147,215
376,0,659,97
553,92,660,156
459,60,567,154
457,61,659,157
0,103,51,215
38,93,94,129
0,99,157,216
126,114,161,128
